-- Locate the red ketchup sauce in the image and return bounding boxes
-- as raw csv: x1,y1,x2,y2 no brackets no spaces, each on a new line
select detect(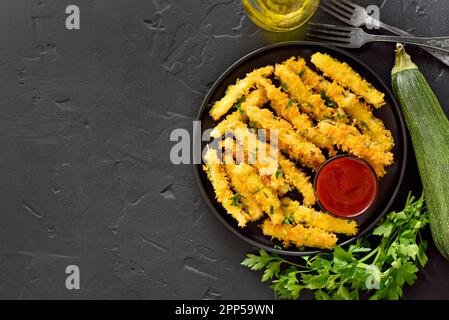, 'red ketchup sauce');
315,156,378,218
